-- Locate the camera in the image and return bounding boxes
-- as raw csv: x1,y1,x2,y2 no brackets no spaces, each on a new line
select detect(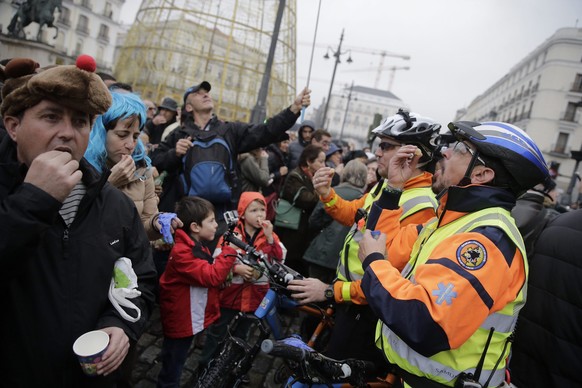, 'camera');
224,210,239,229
